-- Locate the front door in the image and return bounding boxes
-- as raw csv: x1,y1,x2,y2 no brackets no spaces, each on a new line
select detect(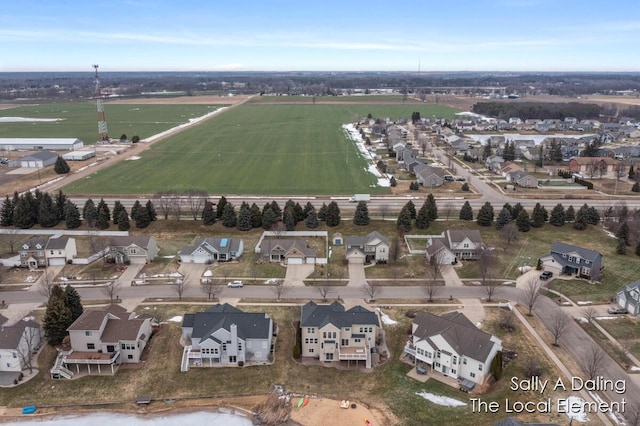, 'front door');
107,345,115,353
